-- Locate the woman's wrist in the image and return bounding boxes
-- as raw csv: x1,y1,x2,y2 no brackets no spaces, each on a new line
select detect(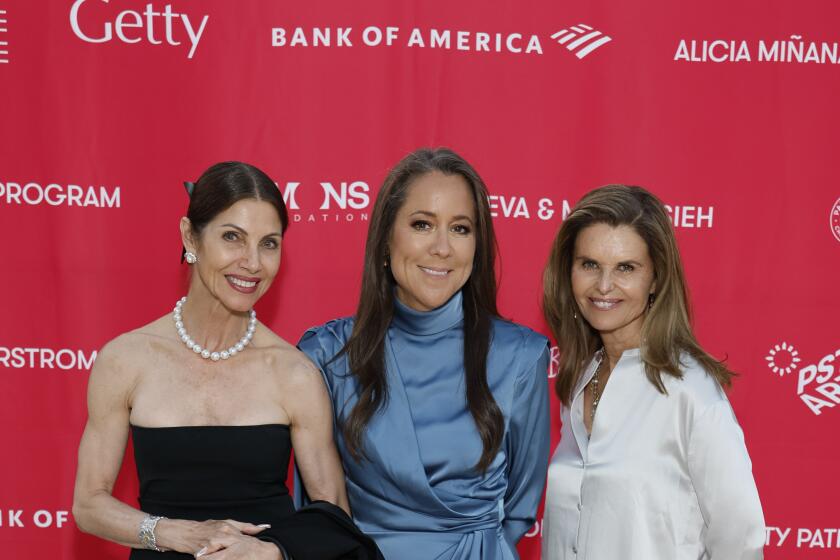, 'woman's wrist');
138,514,166,551
152,517,193,552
